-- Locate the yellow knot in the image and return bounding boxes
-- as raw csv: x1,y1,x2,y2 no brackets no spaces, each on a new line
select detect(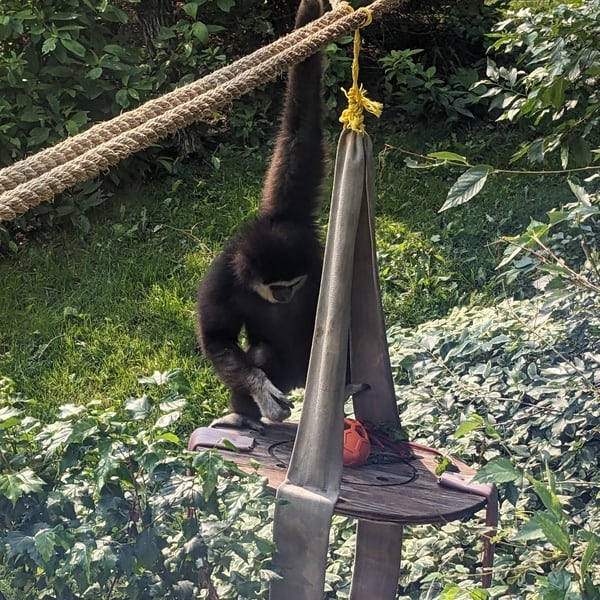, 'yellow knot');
338,6,383,134
340,81,383,134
